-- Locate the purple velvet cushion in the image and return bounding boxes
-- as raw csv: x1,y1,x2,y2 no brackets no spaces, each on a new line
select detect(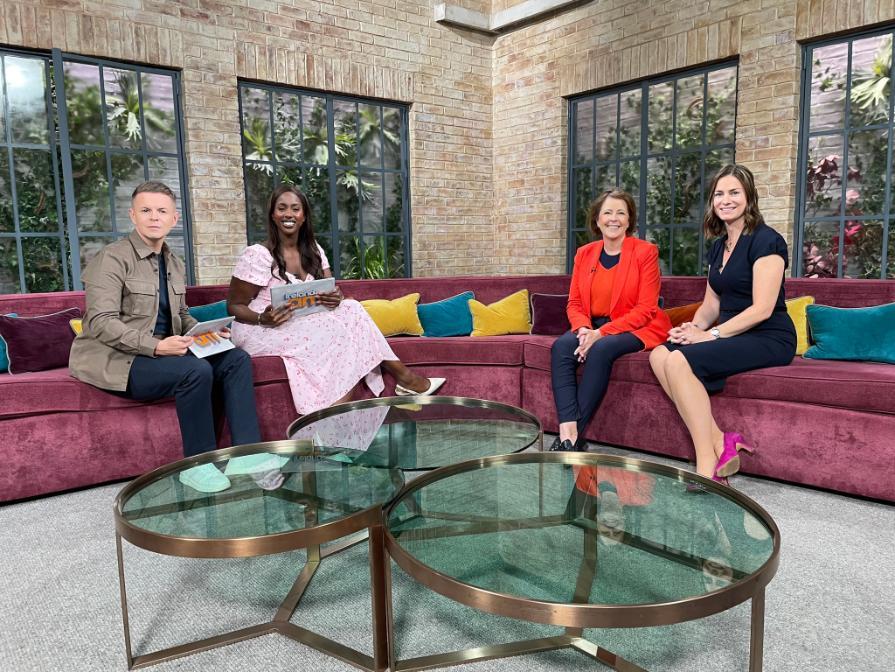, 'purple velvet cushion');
0,308,81,374
530,293,569,335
